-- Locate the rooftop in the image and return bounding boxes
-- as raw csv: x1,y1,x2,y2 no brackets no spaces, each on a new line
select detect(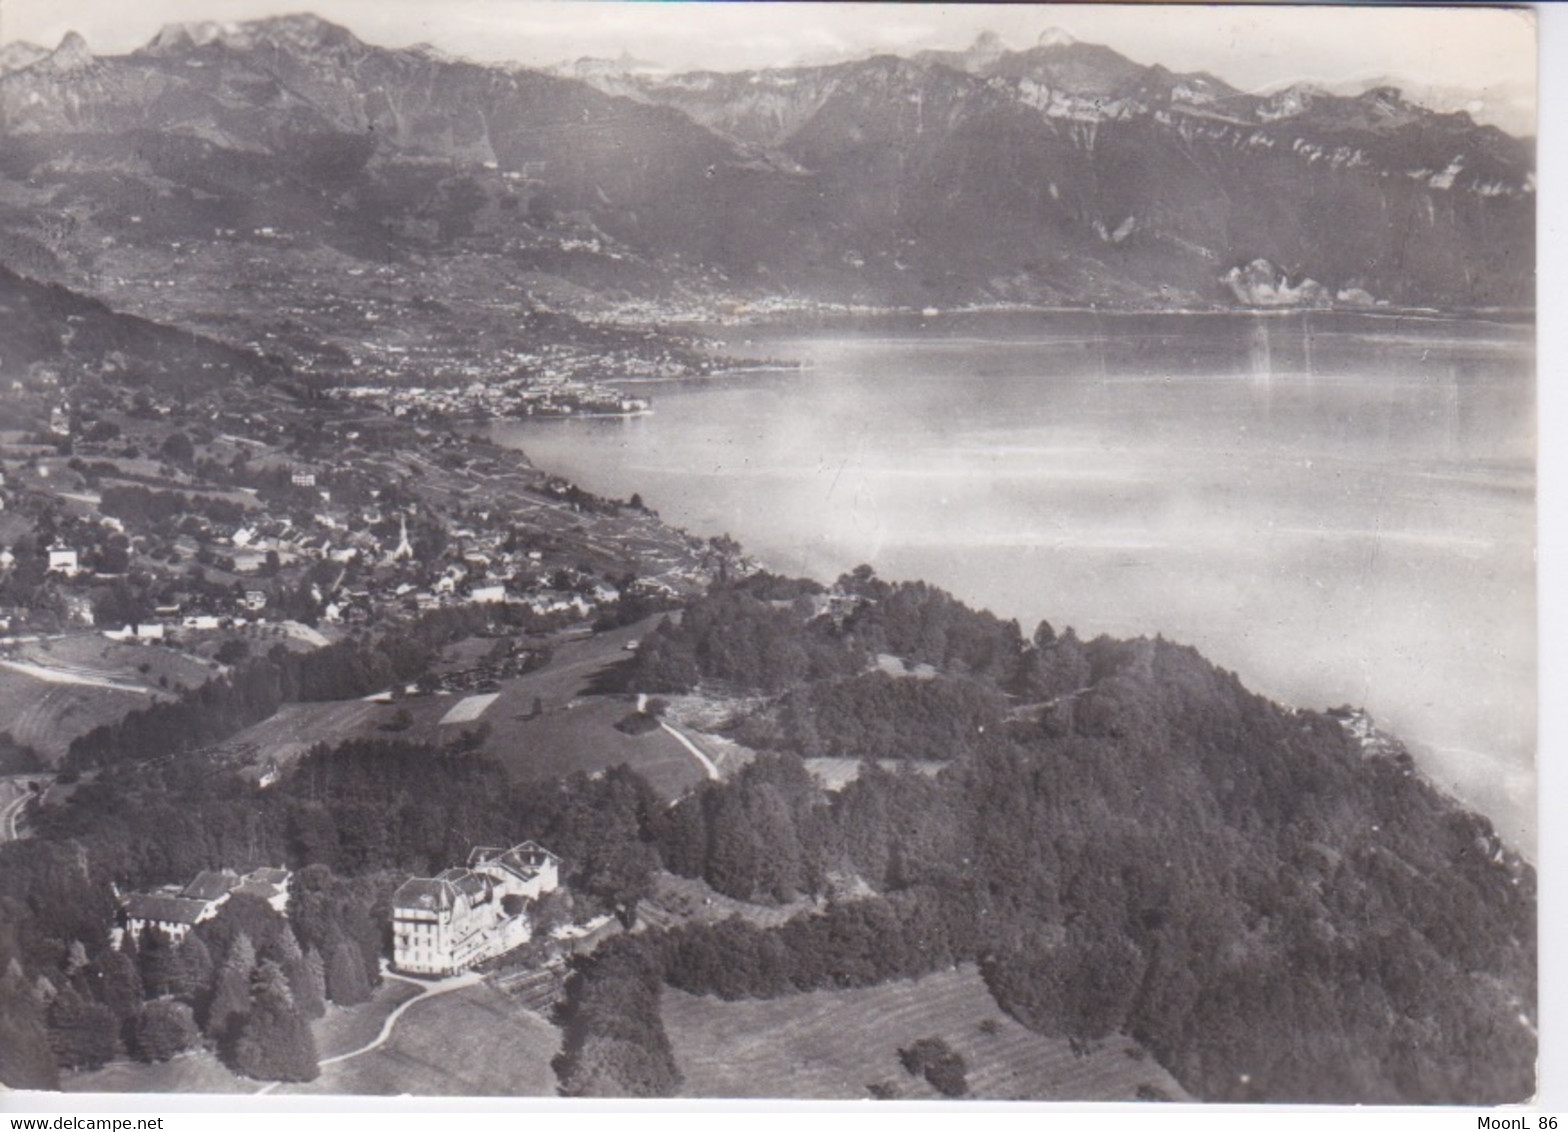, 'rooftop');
181,869,240,902
392,876,455,913
125,893,211,926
